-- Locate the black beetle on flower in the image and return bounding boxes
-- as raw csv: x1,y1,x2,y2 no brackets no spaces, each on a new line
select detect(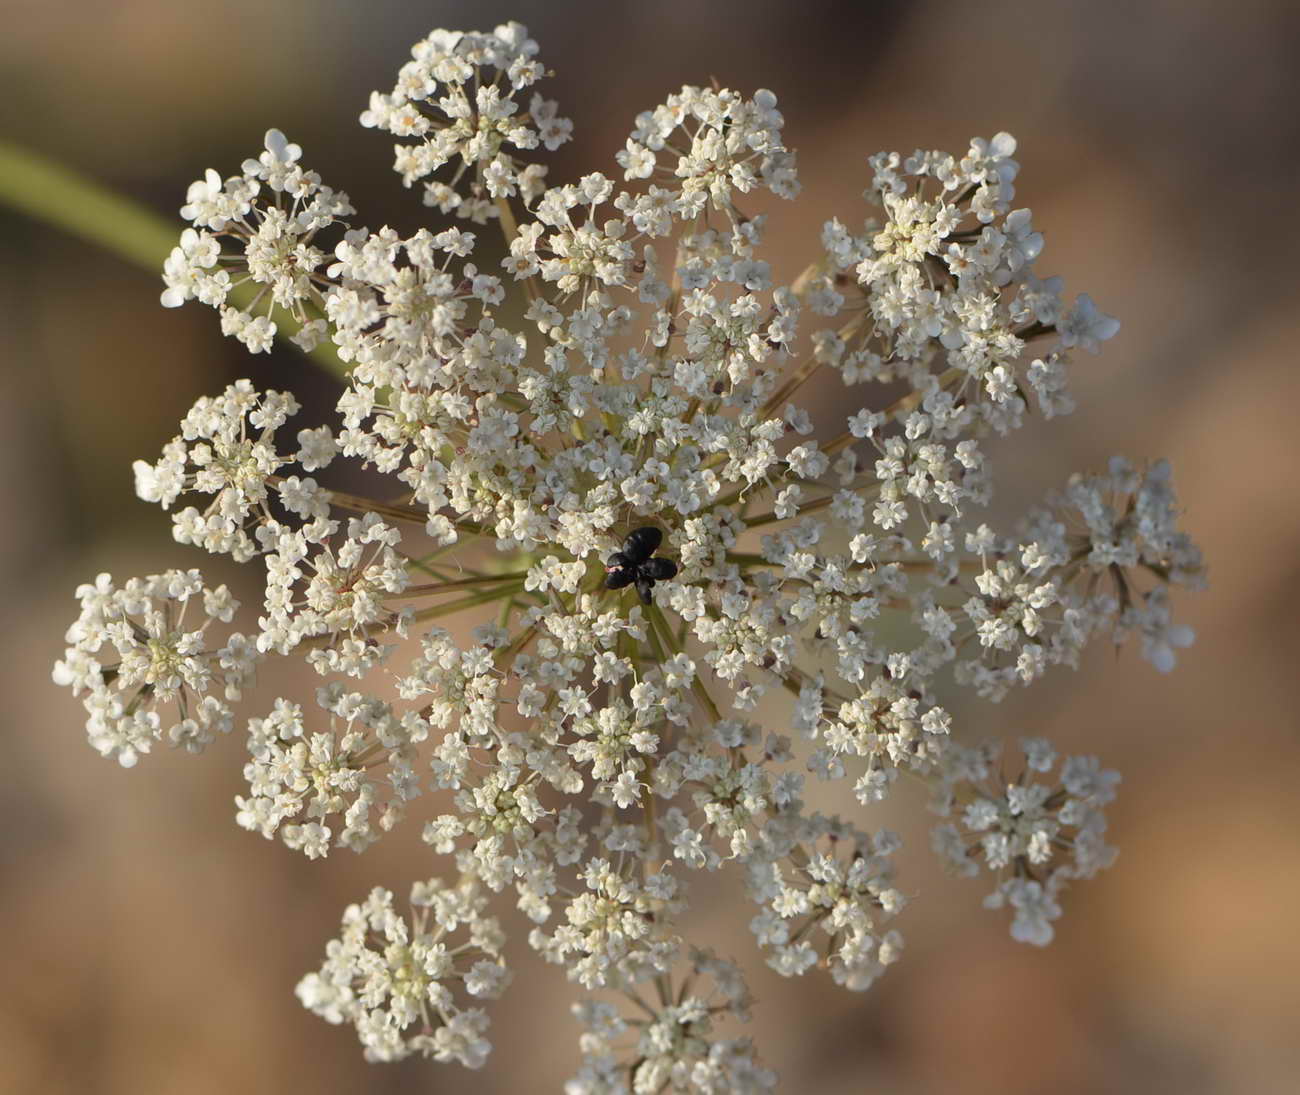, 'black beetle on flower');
604,526,678,605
